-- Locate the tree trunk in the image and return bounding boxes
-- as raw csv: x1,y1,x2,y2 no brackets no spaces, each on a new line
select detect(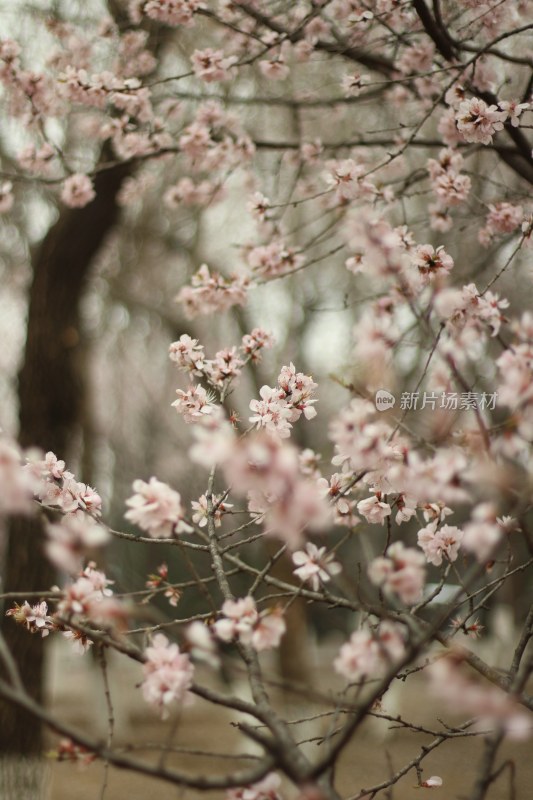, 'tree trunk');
0,153,132,754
